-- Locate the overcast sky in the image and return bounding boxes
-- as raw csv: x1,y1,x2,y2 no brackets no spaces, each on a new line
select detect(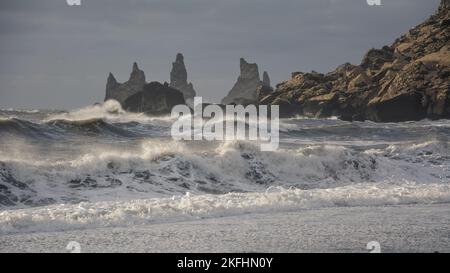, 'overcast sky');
0,0,441,109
